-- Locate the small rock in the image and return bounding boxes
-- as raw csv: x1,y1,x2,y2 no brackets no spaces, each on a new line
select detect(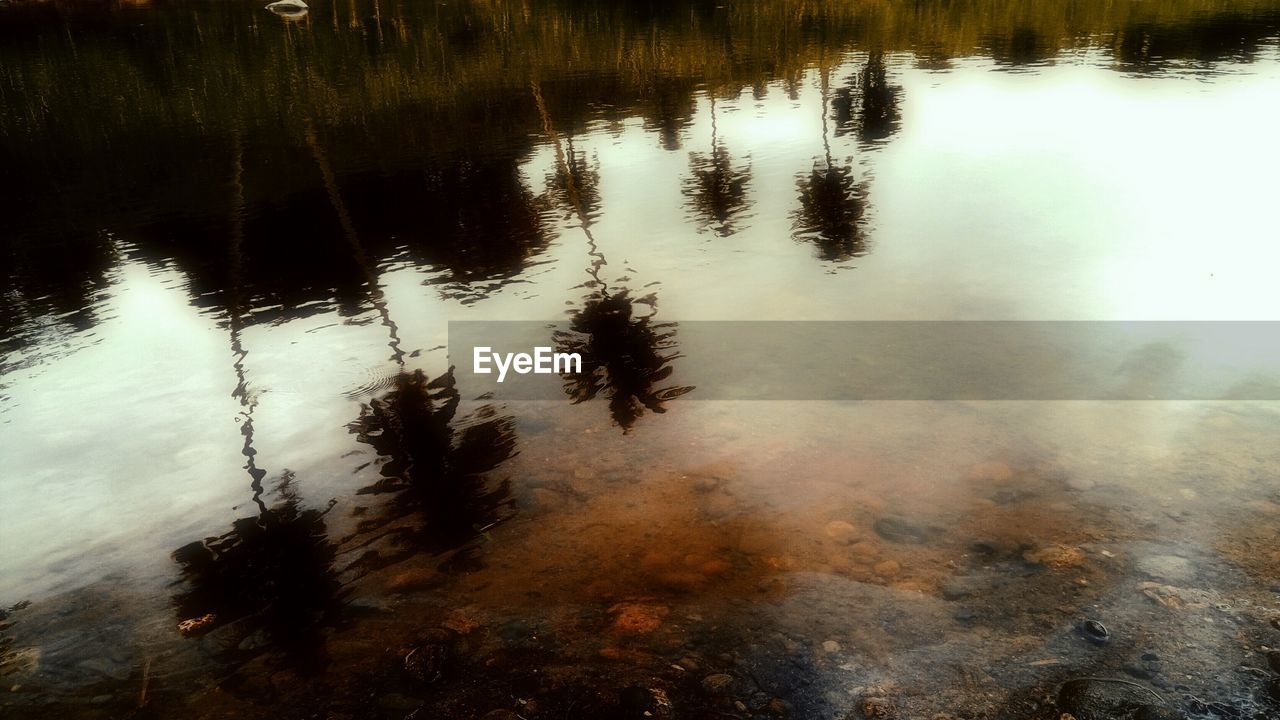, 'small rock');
610,603,667,635
822,640,841,653
874,517,929,544
824,521,858,543
850,541,879,558
702,673,734,695
1078,619,1110,645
